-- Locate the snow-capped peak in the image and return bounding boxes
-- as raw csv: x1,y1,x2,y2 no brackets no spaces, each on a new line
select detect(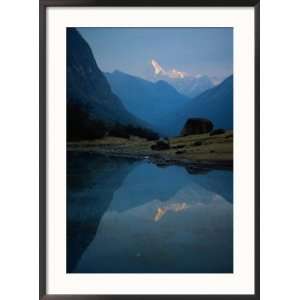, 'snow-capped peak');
170,69,187,79
149,59,216,97
151,59,188,79
151,59,166,75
